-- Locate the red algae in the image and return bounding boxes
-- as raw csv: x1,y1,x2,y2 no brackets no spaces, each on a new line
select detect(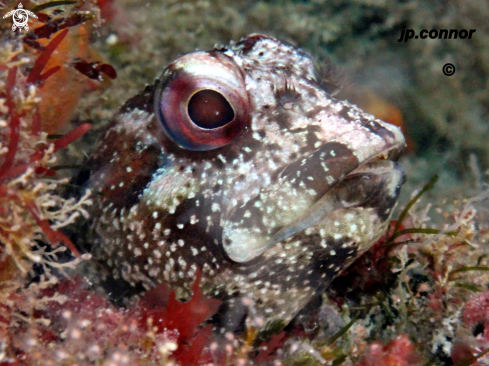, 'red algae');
23,6,114,134
9,274,221,365
354,335,422,366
